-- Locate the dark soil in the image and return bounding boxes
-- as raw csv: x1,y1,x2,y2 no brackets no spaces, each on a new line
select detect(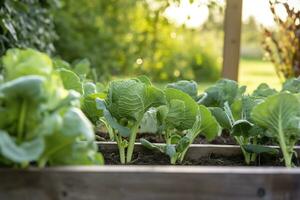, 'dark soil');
101,148,291,166
96,130,237,145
